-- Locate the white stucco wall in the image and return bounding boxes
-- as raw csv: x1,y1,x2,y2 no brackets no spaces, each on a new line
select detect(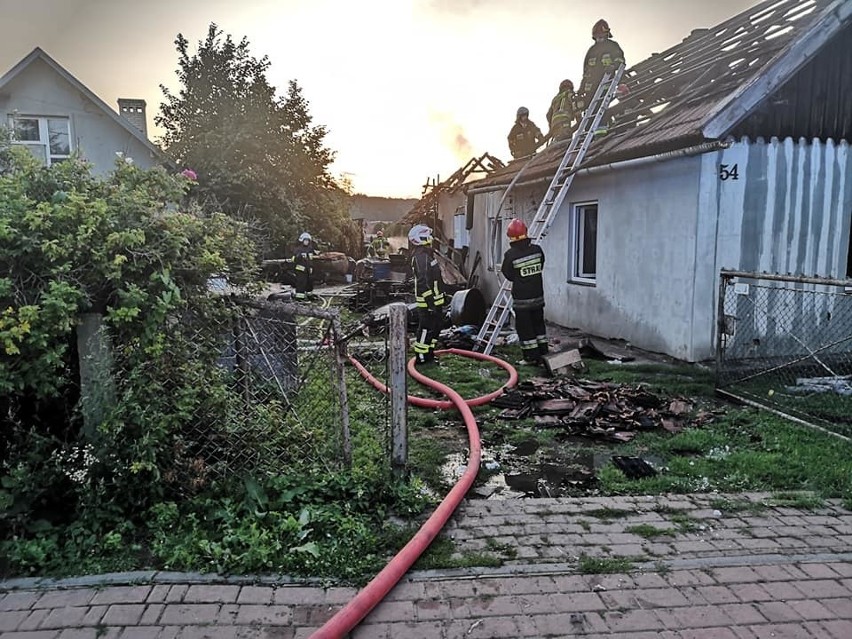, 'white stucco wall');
0,58,161,173
468,154,705,361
